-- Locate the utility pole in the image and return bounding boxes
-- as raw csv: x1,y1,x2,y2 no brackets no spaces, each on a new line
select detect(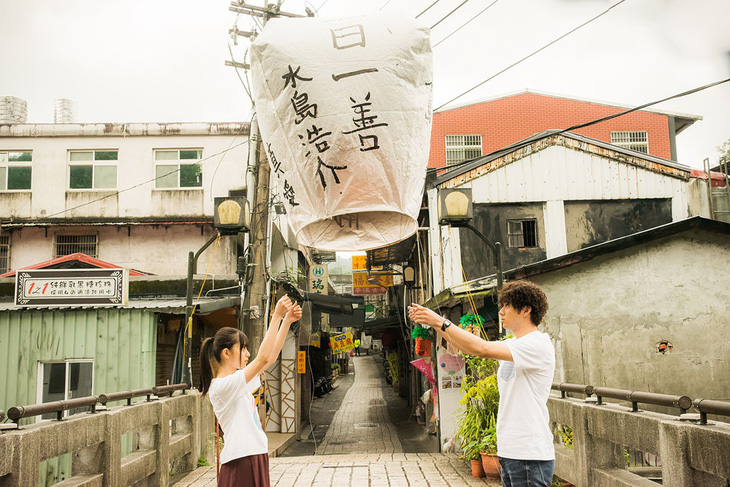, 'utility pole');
228,1,309,352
